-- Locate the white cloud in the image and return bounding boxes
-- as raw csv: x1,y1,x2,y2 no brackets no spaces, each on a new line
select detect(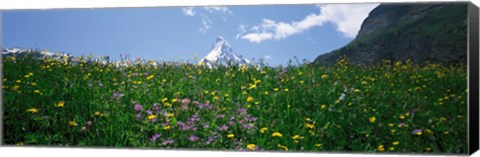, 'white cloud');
263,55,272,60
198,14,213,34
241,32,274,44
203,6,232,14
181,6,233,34
236,24,247,39
182,7,195,16
239,3,379,43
